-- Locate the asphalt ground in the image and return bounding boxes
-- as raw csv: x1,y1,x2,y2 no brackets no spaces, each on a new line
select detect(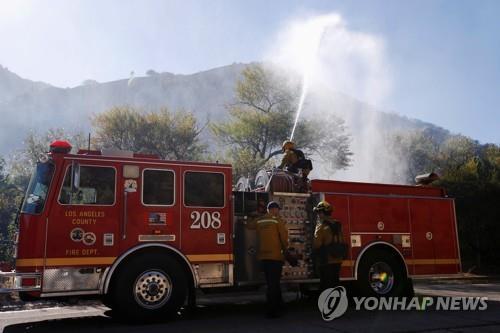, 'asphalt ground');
1,278,499,333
